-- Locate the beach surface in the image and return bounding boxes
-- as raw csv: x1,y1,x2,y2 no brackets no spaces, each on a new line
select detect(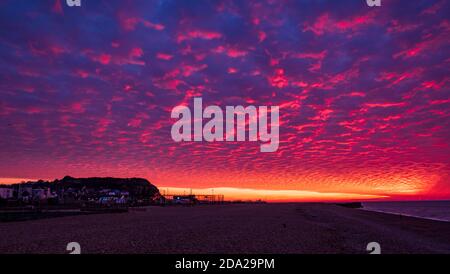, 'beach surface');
0,203,449,254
